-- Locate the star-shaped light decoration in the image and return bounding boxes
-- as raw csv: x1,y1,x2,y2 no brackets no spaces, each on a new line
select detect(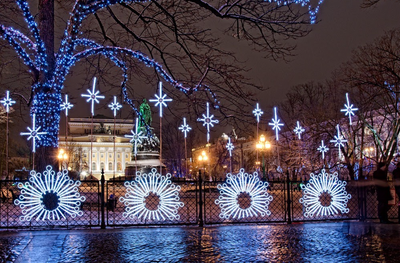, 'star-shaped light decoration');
330,124,347,159
340,93,358,125
226,137,234,157
317,140,329,160
253,103,263,123
268,107,284,141
293,121,305,139
197,102,219,143
179,117,191,138
60,94,73,116
81,77,105,116
108,96,122,117
0,90,16,113
124,118,146,156
149,82,172,117
20,114,47,152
